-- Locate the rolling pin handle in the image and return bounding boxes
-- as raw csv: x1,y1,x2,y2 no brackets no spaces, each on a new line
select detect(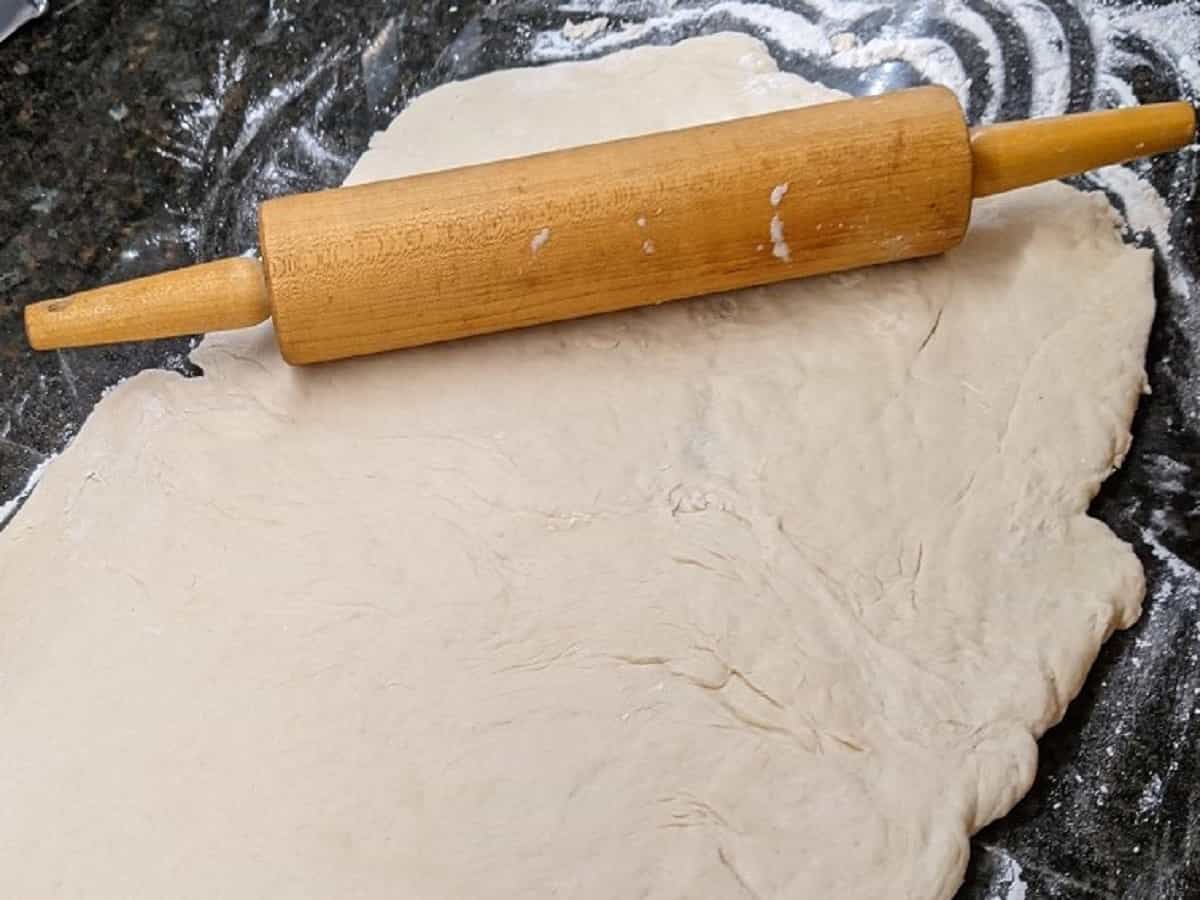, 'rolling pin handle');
24,257,271,351
970,101,1196,198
